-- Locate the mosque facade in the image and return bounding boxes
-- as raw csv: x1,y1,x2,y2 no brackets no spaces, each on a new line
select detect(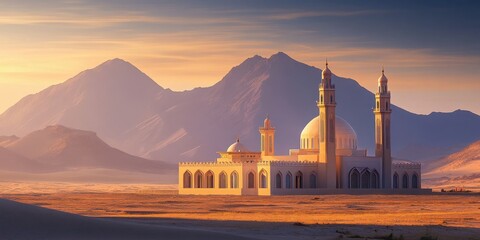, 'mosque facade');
179,62,424,195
